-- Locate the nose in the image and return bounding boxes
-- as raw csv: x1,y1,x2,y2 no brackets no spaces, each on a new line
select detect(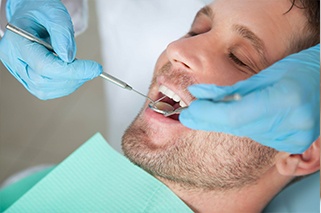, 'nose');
166,36,207,72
